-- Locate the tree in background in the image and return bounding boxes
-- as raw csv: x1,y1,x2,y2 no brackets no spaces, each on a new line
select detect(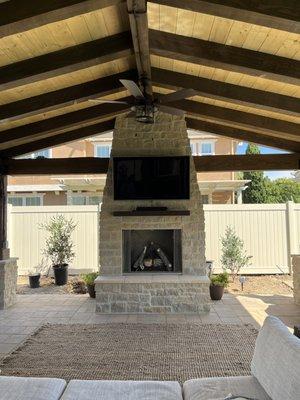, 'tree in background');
242,144,268,203
265,178,300,203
